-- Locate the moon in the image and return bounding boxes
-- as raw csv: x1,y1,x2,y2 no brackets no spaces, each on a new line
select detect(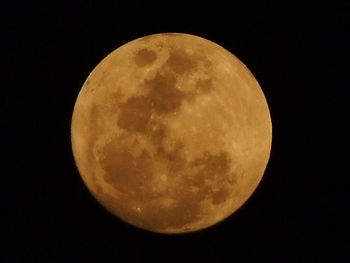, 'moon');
71,33,272,234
